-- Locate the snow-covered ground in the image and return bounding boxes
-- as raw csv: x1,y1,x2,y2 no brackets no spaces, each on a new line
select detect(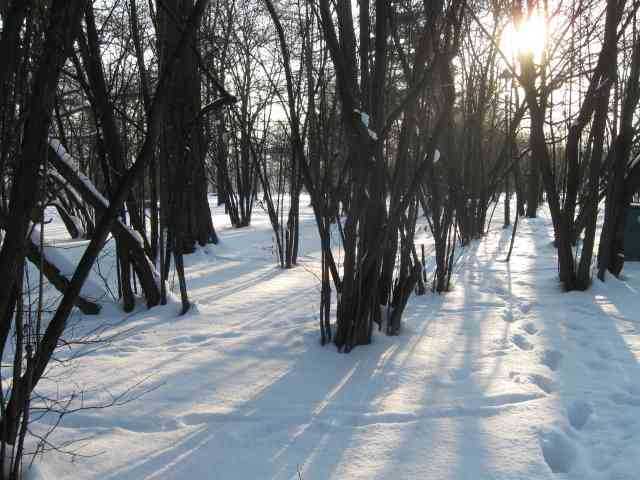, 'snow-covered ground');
23,198,640,479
